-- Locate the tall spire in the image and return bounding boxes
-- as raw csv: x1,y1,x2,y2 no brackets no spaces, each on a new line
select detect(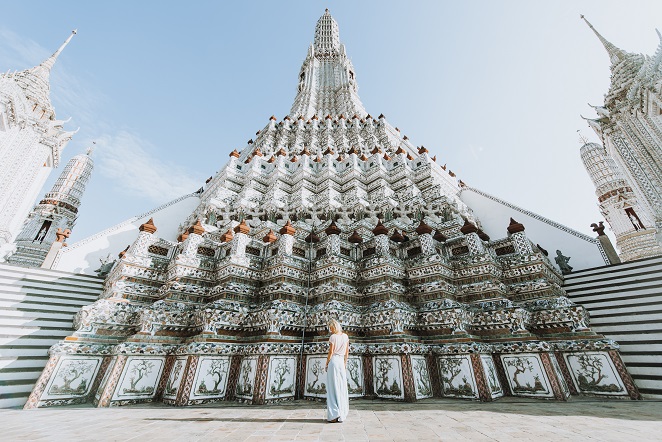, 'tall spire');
11,29,77,113
580,15,627,65
289,10,367,119
313,9,340,54
38,29,77,72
